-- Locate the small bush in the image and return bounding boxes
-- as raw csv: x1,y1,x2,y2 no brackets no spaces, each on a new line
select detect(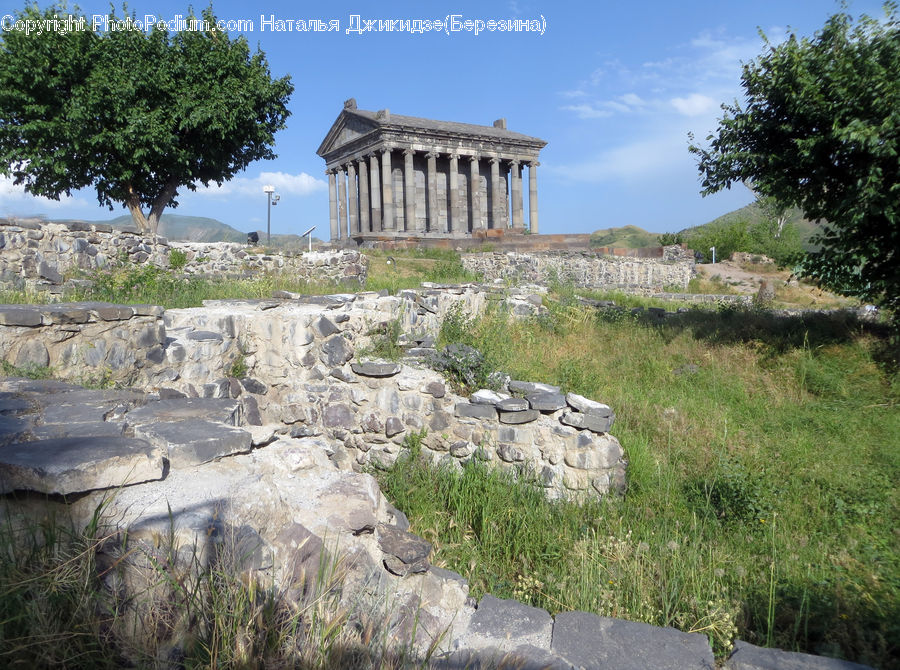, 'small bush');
429,343,497,393
168,248,188,271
